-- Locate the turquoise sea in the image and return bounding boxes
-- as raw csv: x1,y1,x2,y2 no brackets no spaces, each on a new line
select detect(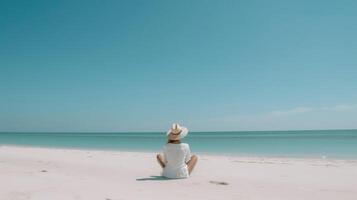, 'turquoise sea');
1,130,357,159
